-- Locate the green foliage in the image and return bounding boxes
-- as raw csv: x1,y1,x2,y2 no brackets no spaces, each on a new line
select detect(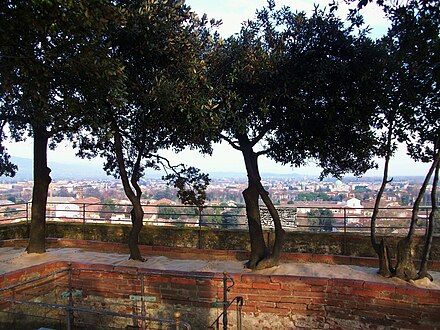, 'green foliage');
435,210,440,233
221,207,242,228
163,166,210,207
157,205,180,220
0,0,124,141
73,0,220,210
100,198,116,220
208,4,383,179
385,0,440,162
297,192,330,202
